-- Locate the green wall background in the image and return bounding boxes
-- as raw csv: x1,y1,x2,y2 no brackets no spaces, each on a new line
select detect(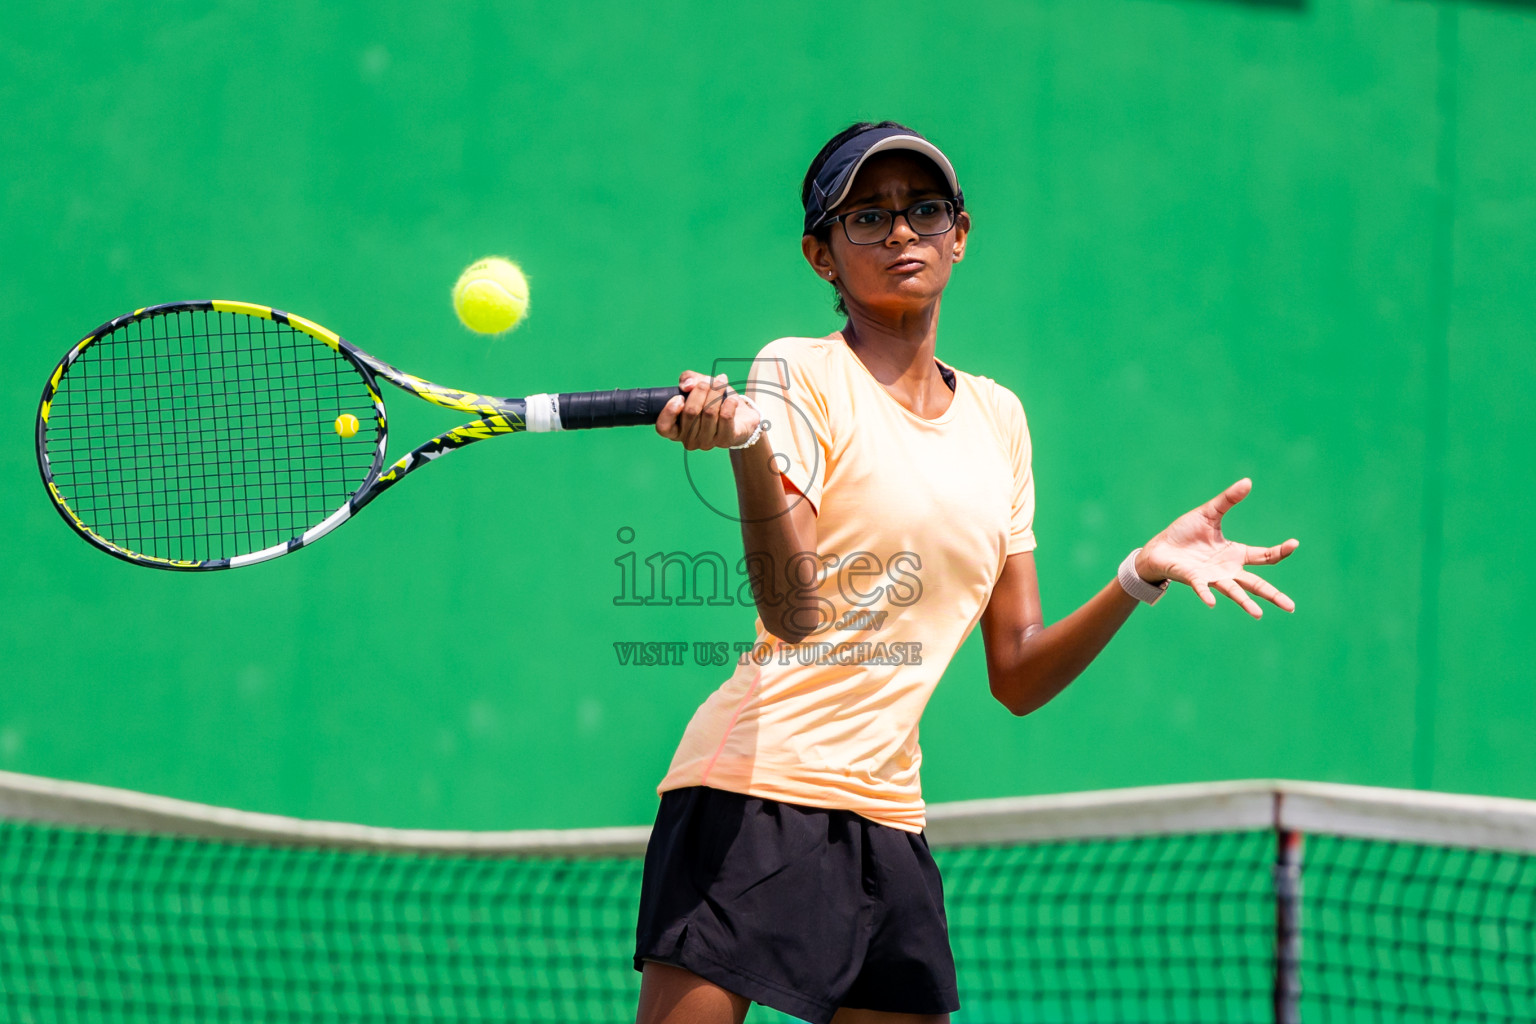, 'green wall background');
2,0,1532,830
